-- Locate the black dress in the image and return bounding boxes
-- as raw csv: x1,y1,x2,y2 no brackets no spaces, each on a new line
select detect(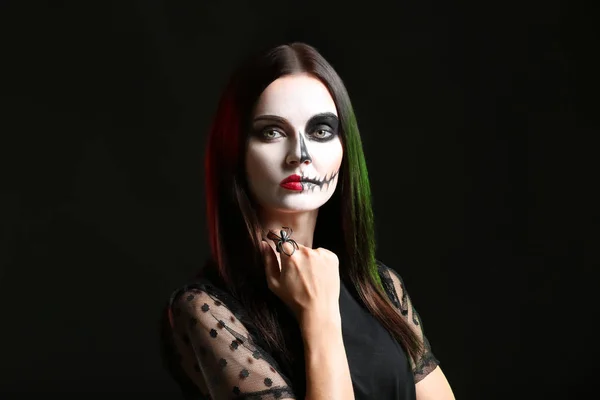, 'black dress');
160,262,439,399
